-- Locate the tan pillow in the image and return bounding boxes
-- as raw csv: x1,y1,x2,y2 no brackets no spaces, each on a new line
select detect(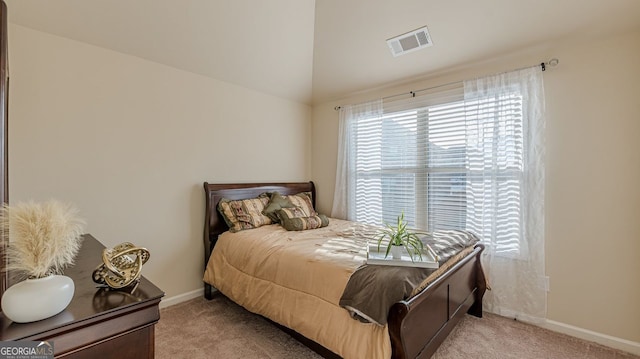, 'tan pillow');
277,207,329,231
285,192,316,217
218,197,272,232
